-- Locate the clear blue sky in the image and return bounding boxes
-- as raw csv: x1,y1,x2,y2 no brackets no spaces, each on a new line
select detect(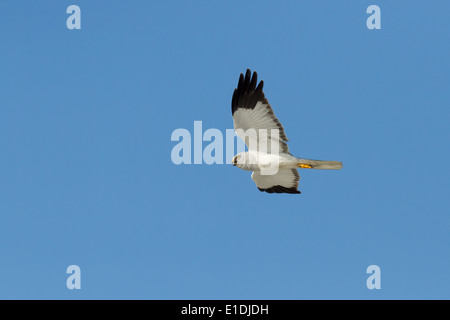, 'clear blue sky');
0,1,449,299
